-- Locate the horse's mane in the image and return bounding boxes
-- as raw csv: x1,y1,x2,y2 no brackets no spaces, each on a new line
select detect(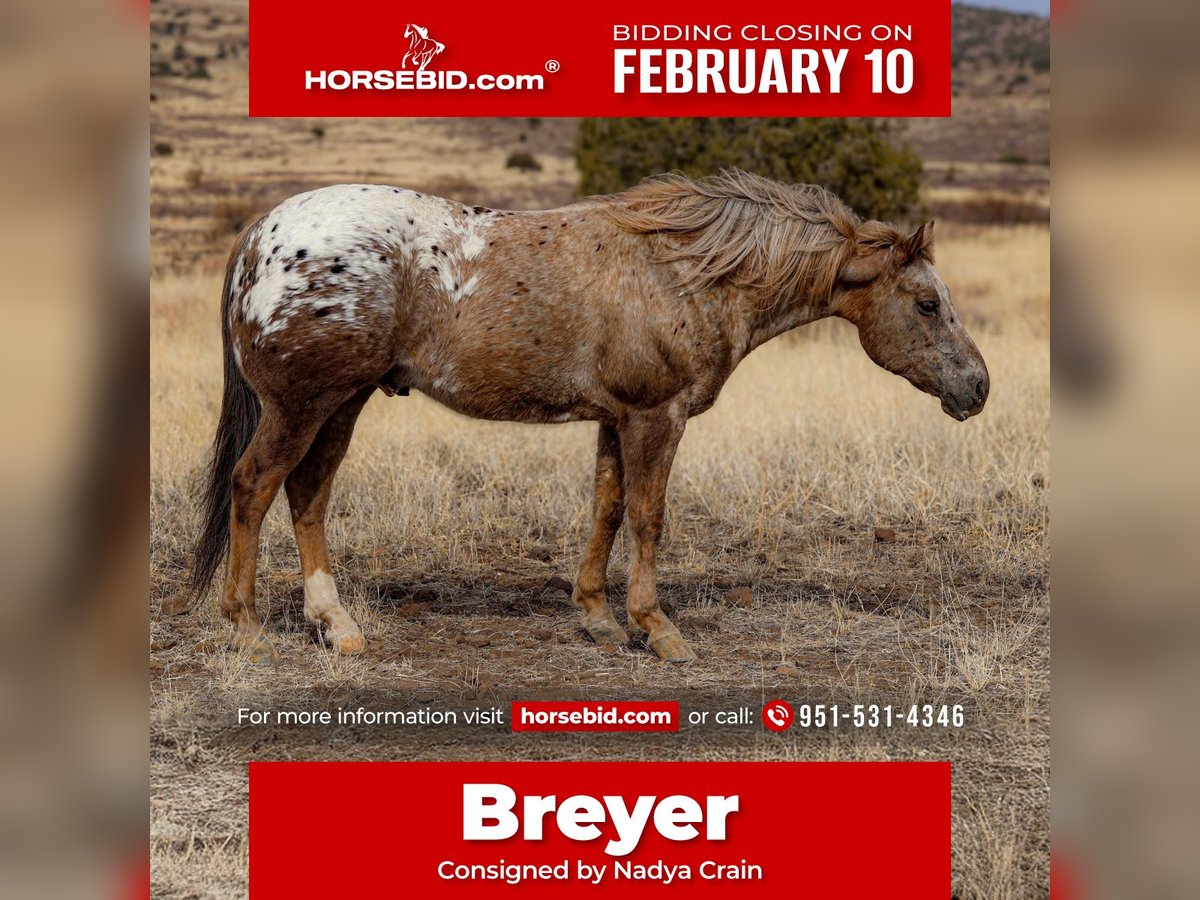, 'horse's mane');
603,169,904,301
